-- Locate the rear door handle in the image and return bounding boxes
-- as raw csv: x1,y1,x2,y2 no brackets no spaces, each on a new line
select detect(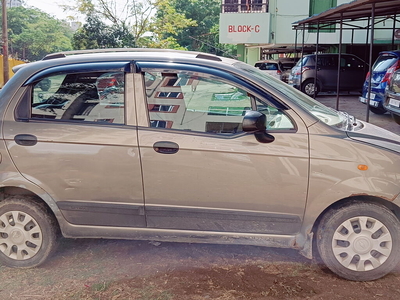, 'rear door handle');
14,134,37,146
153,141,179,154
